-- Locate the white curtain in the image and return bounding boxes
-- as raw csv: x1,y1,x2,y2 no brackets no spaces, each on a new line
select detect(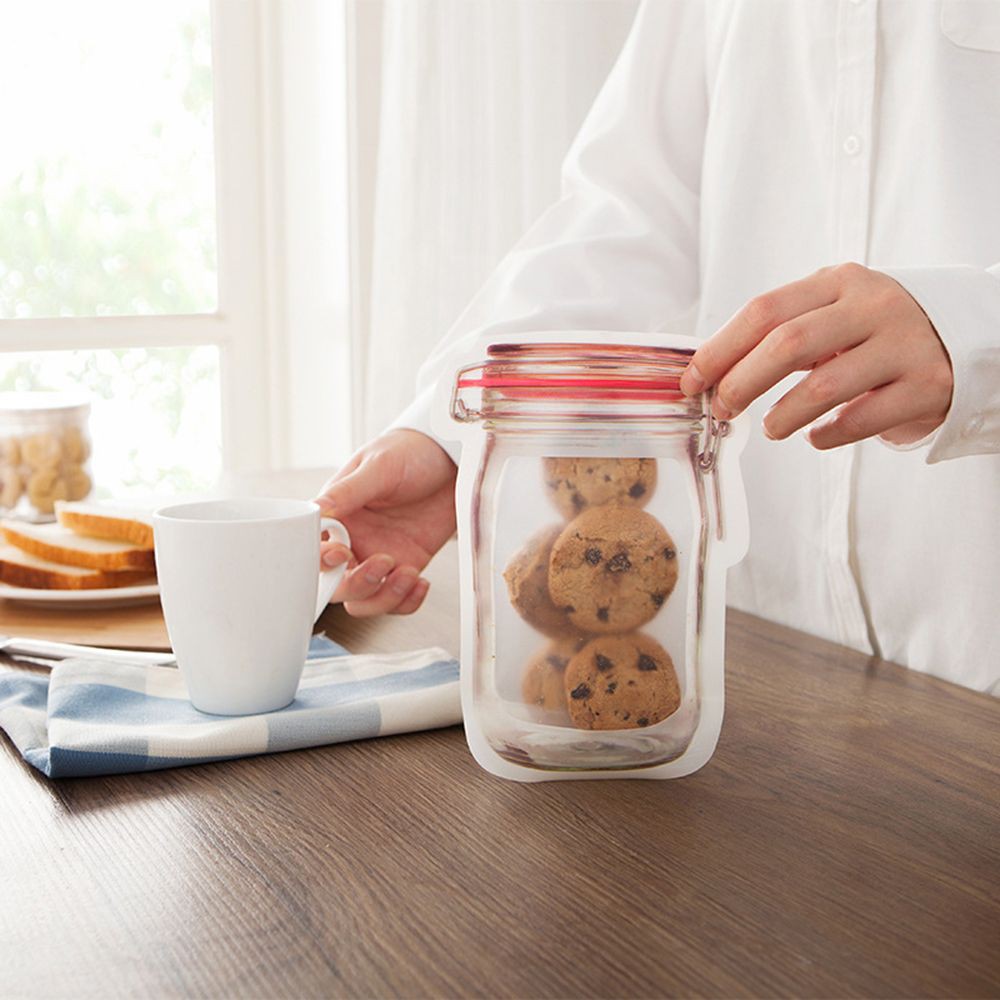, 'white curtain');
358,0,640,439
